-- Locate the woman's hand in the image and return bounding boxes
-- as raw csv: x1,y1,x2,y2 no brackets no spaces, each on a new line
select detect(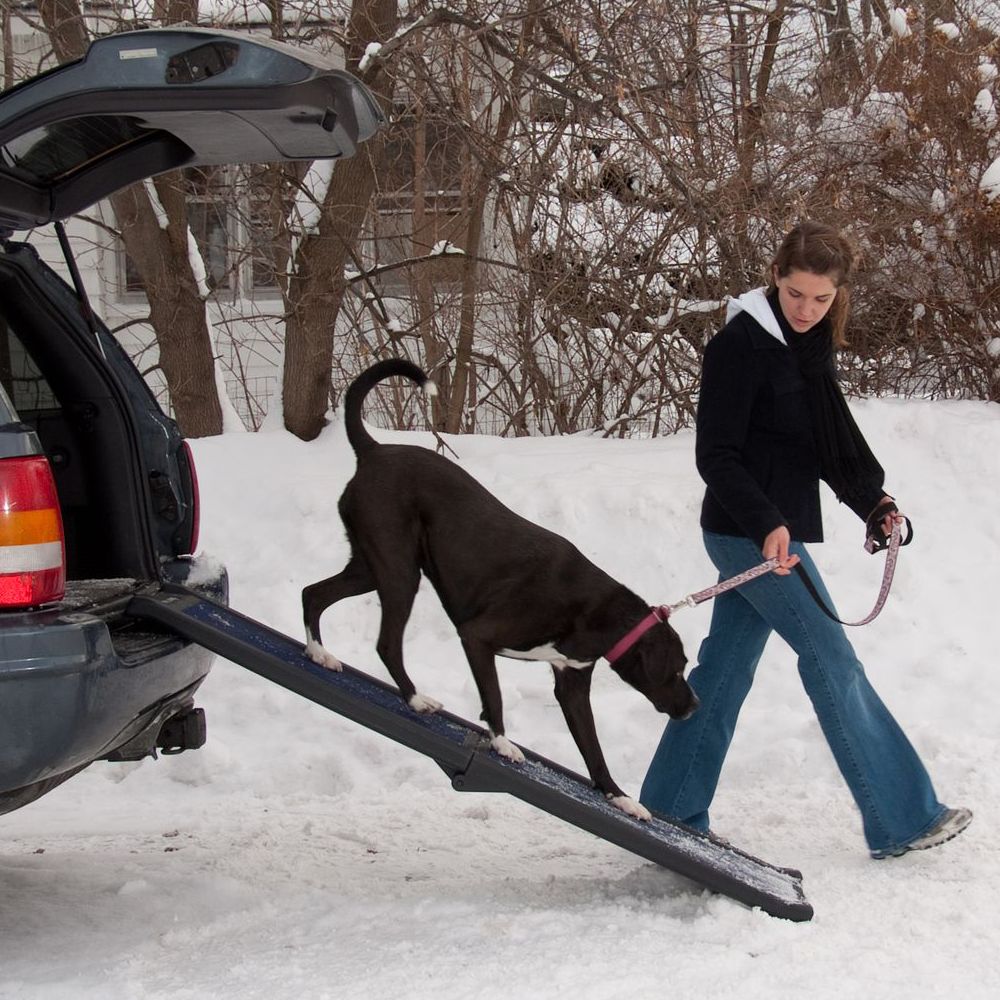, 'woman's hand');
762,525,800,576
881,508,905,535
865,497,907,552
